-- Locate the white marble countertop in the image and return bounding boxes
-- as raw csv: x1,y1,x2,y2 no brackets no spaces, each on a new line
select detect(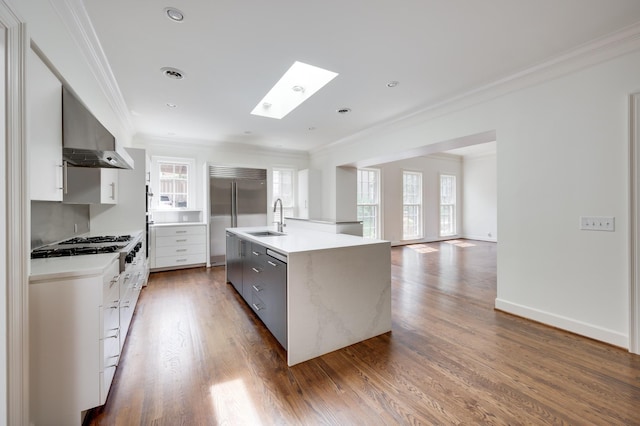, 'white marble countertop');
227,226,388,255
30,253,119,282
150,222,206,227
